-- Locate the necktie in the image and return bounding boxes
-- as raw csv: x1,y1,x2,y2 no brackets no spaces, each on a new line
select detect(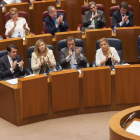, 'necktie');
94,18,97,29
54,18,60,32
122,15,126,27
